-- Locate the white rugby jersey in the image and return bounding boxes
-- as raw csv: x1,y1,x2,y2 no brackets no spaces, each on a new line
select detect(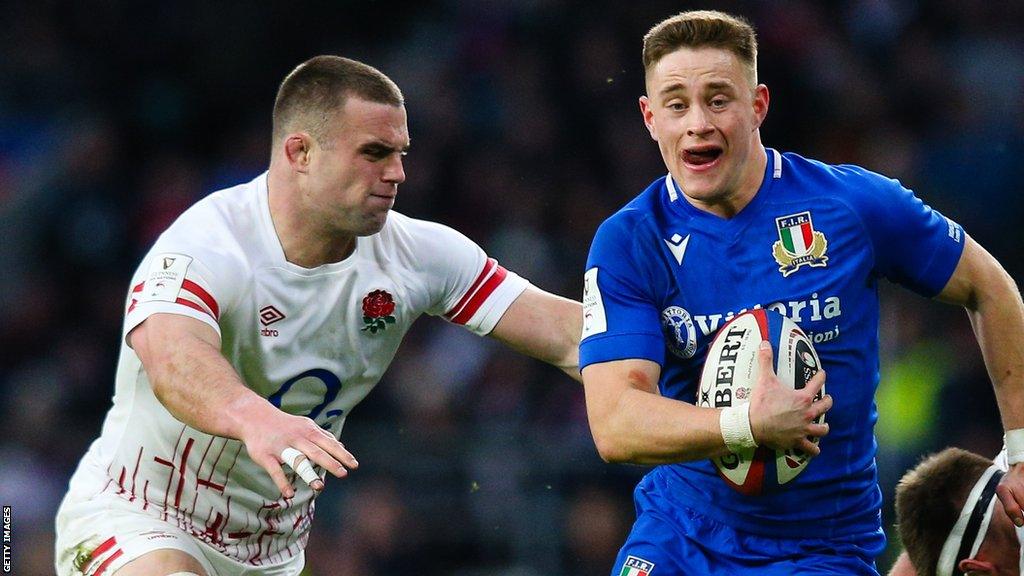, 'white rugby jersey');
64,172,529,566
